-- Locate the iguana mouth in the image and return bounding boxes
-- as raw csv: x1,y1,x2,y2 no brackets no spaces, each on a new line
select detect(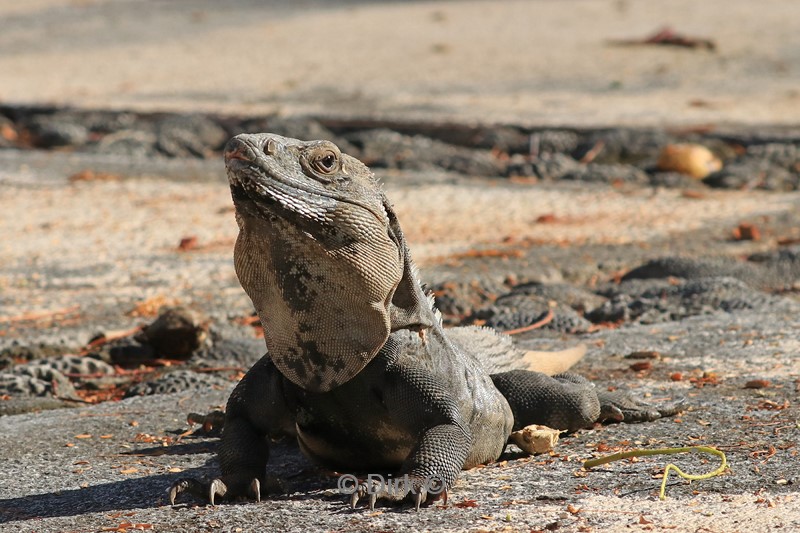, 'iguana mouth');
224,135,389,228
